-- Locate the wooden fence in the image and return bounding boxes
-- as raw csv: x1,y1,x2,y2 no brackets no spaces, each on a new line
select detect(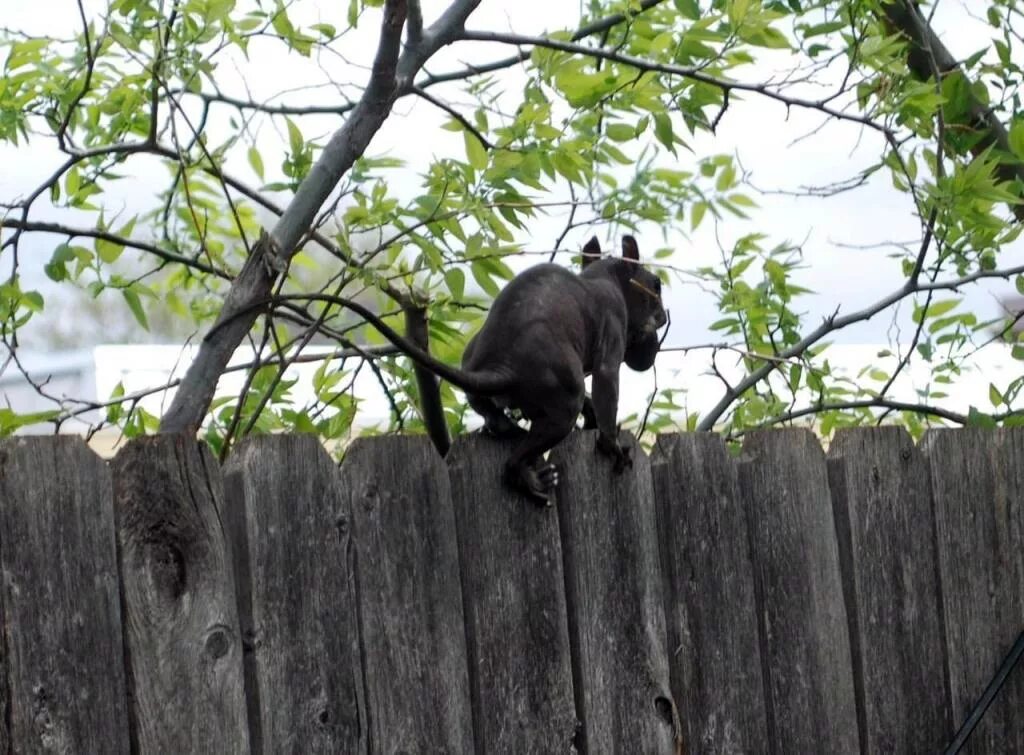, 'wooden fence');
0,427,1021,753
